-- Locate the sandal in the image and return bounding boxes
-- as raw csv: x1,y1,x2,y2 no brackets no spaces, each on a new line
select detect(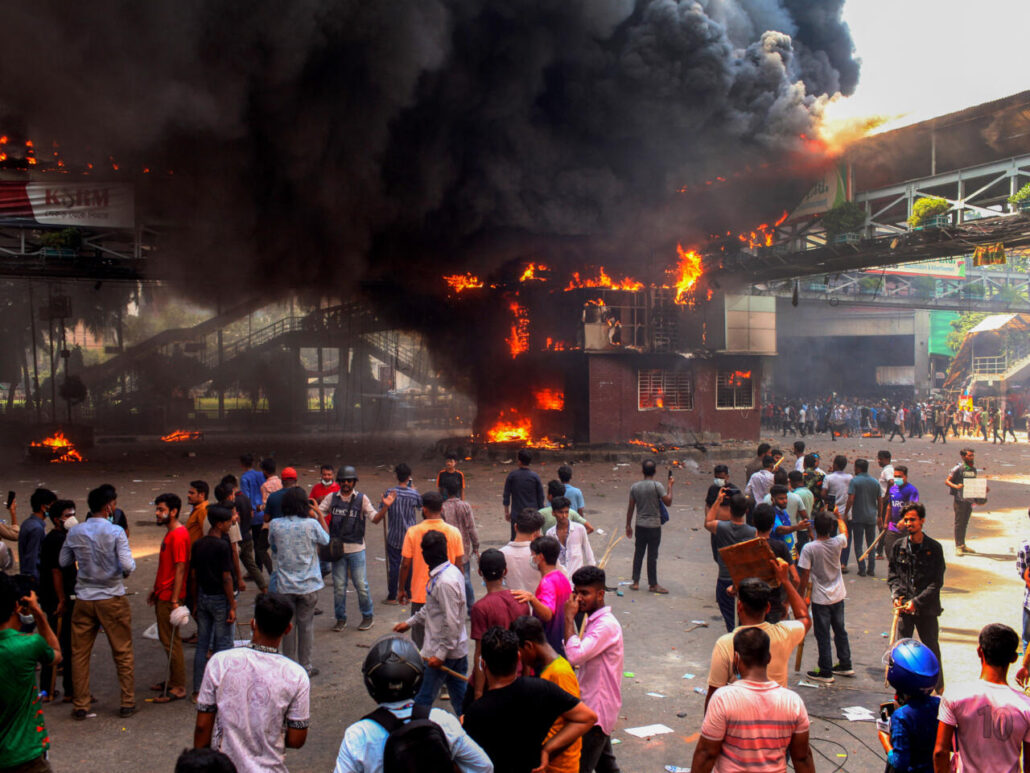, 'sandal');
153,692,185,704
